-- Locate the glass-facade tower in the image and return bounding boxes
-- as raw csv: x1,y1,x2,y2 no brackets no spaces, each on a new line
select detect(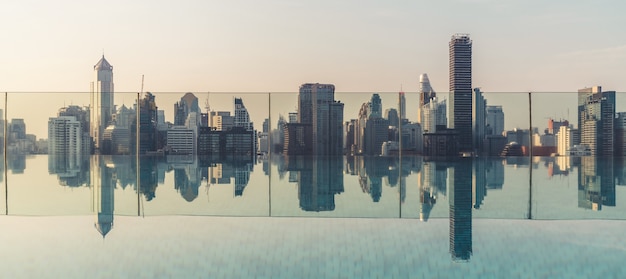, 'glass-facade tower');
449,34,473,152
